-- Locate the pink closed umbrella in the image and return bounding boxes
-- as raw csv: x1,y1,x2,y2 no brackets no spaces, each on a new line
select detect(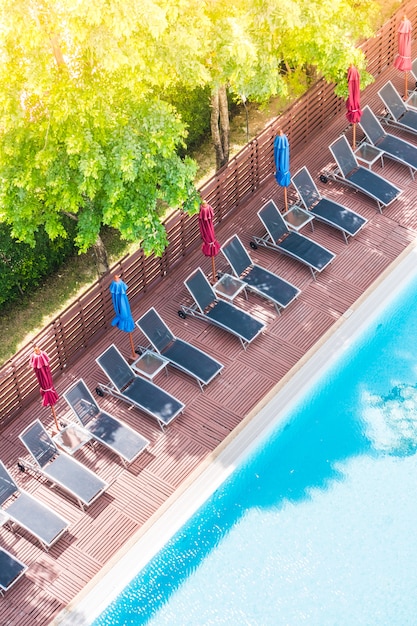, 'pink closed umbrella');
394,15,412,99
346,65,362,149
198,201,220,283
30,347,60,431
